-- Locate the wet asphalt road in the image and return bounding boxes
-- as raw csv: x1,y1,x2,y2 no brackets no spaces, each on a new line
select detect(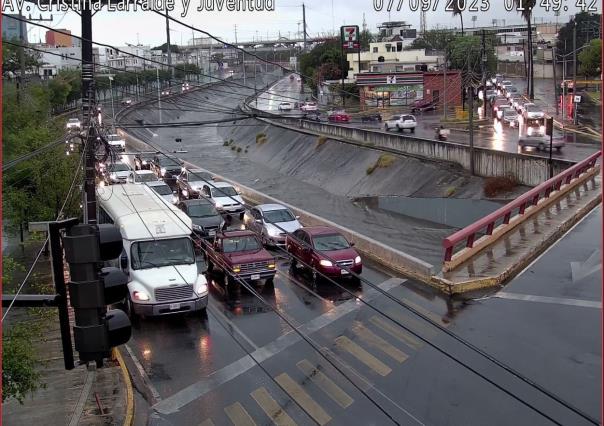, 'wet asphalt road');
116,77,601,425
258,77,600,163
